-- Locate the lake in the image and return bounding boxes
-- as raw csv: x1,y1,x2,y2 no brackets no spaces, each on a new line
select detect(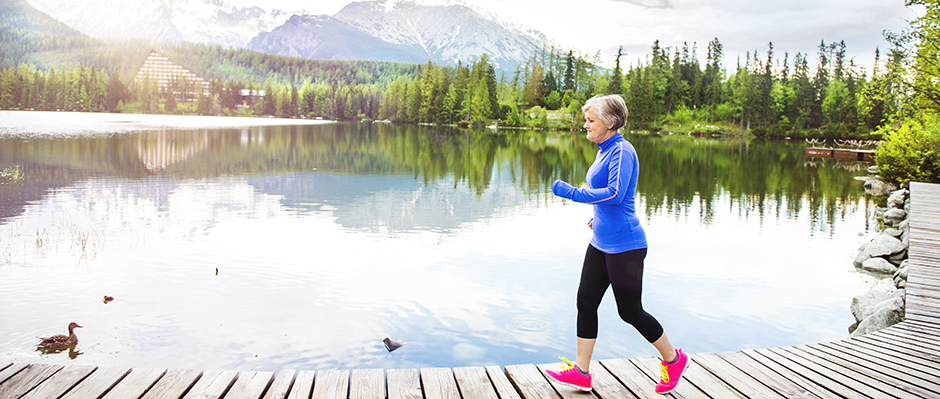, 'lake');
0,111,886,372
